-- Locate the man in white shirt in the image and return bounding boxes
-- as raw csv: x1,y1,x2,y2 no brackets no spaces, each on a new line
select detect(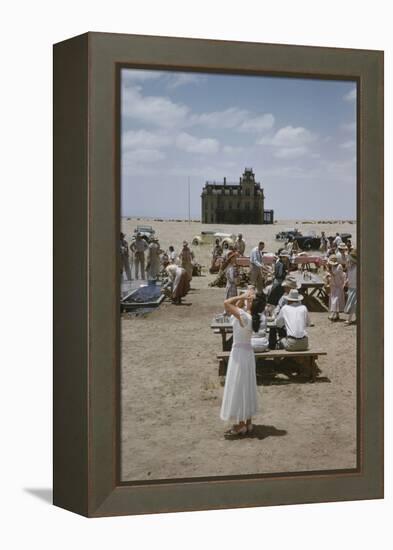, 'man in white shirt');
333,232,343,247
276,289,310,351
249,241,265,293
130,233,148,279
